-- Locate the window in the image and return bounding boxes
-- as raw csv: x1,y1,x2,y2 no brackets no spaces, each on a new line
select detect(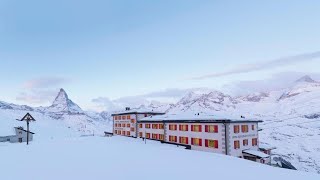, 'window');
130,127,135,132
115,116,118,120
205,125,218,133
159,124,164,129
122,124,126,127
127,131,130,136
243,139,249,146
118,116,121,120
139,124,143,128
191,125,202,132
159,134,164,141
127,124,130,128
179,137,189,144
139,132,143,137
145,124,151,129
115,124,117,127
131,119,135,124
191,138,202,146
234,125,240,134
252,138,258,146
252,125,255,131
169,124,178,131
241,125,249,133
169,136,177,142
146,133,151,139
152,134,158,140
179,125,189,131
234,140,240,149
122,131,125,136
152,124,159,129
127,115,131,119
205,139,219,149
122,116,126,120
115,130,118,134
